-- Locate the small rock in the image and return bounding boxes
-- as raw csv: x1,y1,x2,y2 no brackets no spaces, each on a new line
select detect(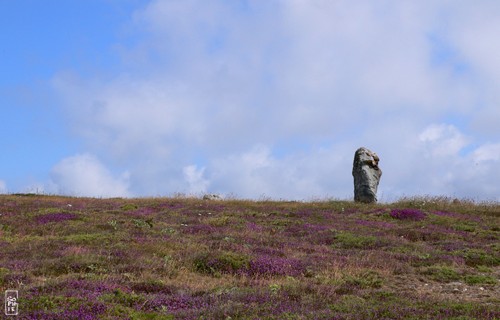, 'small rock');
203,194,223,201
